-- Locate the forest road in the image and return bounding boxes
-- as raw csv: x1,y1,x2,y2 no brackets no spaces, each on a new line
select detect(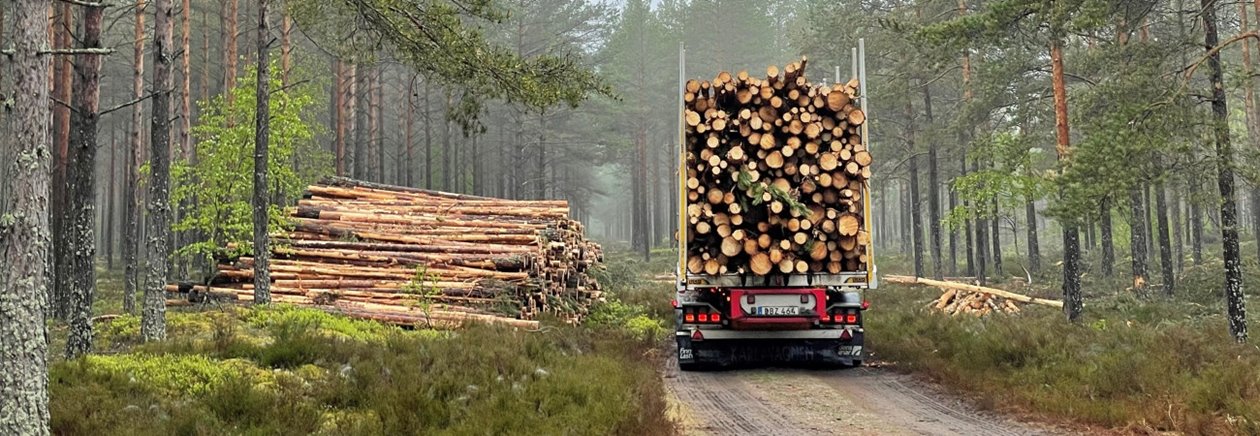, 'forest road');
664,363,1071,436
